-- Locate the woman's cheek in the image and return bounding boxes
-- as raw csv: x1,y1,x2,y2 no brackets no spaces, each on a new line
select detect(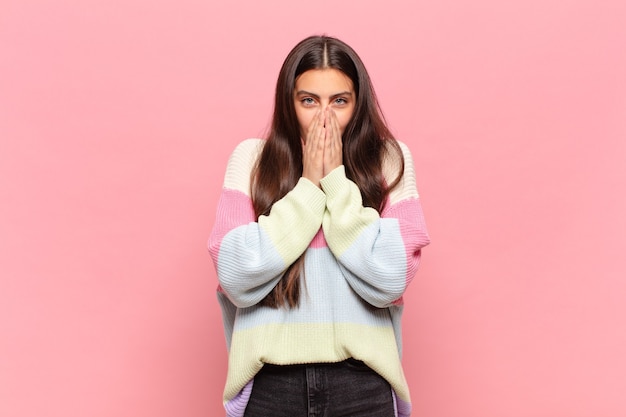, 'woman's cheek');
301,112,316,135
338,116,350,135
